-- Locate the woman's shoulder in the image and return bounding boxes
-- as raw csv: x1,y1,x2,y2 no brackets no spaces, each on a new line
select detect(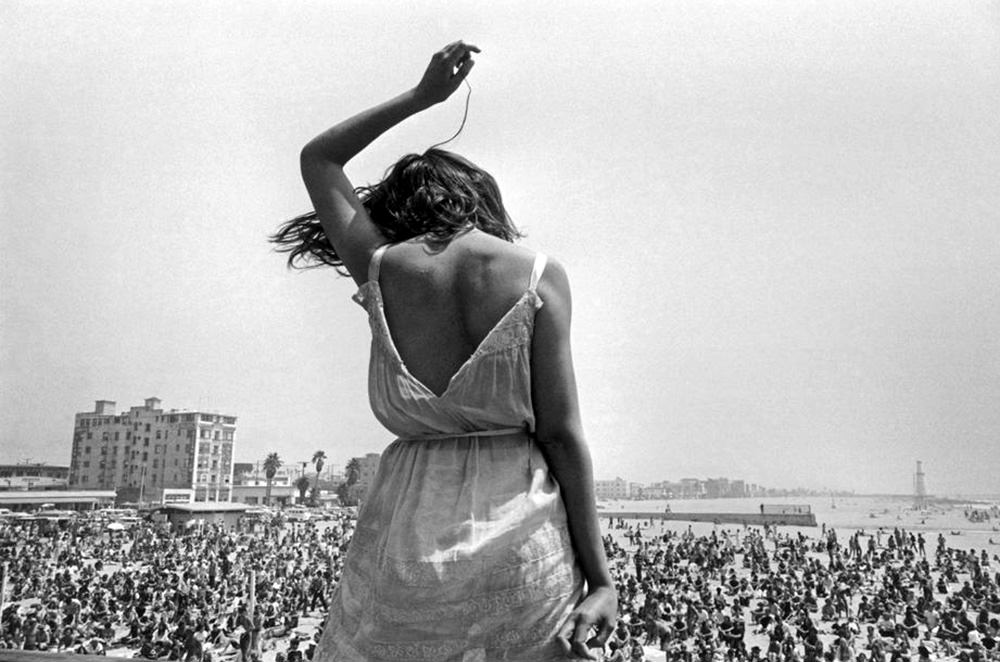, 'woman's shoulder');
392,229,545,280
